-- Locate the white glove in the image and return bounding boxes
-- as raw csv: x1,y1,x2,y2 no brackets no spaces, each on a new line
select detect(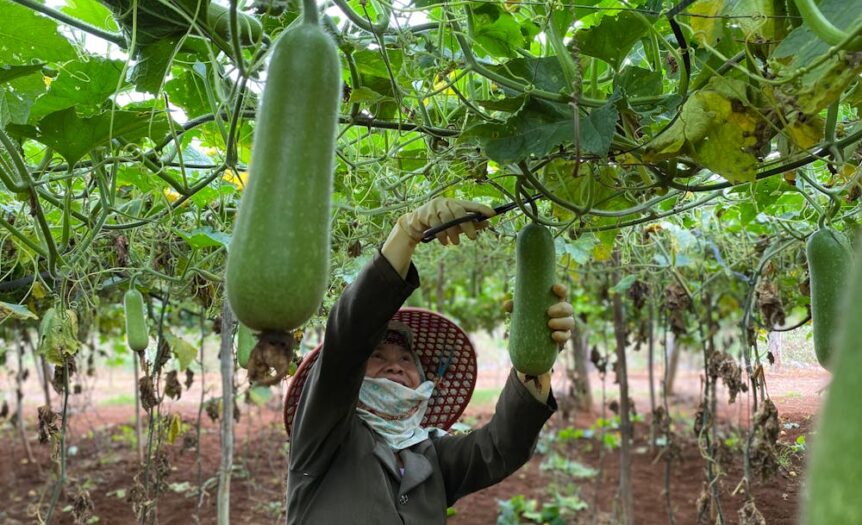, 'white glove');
397,198,496,246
